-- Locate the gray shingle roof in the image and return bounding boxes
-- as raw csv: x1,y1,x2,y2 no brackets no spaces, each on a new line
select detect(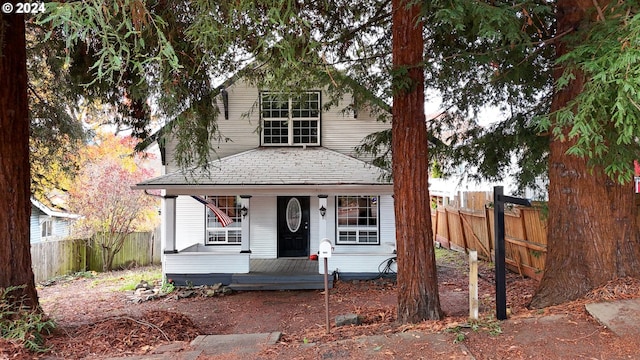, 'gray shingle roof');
136,147,391,188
